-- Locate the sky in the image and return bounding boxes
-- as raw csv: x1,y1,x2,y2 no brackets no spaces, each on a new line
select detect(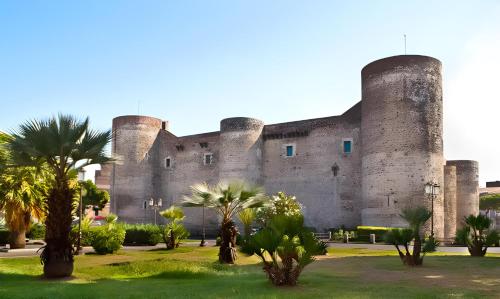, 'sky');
0,1,499,185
